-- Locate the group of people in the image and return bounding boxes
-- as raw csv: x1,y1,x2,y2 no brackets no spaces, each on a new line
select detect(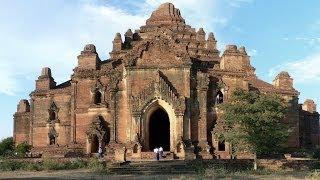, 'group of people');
98,146,165,161
153,146,164,161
